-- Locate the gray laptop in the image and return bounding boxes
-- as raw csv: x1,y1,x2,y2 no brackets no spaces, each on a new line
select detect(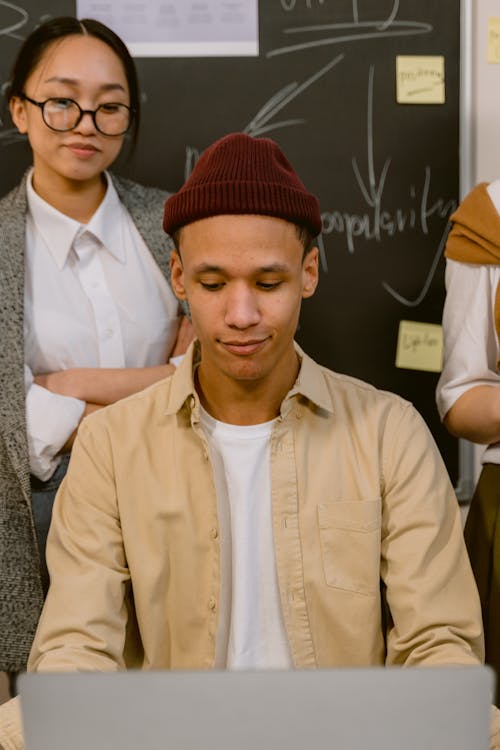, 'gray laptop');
19,666,494,750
